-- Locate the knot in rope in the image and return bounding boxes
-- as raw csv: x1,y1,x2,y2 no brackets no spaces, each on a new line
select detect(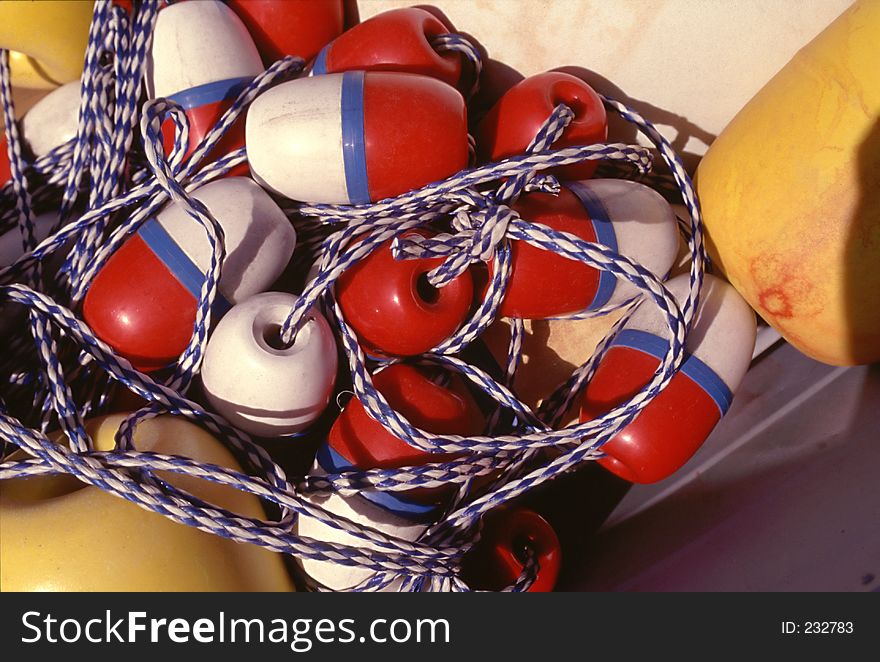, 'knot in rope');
140,98,191,184
391,196,520,288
